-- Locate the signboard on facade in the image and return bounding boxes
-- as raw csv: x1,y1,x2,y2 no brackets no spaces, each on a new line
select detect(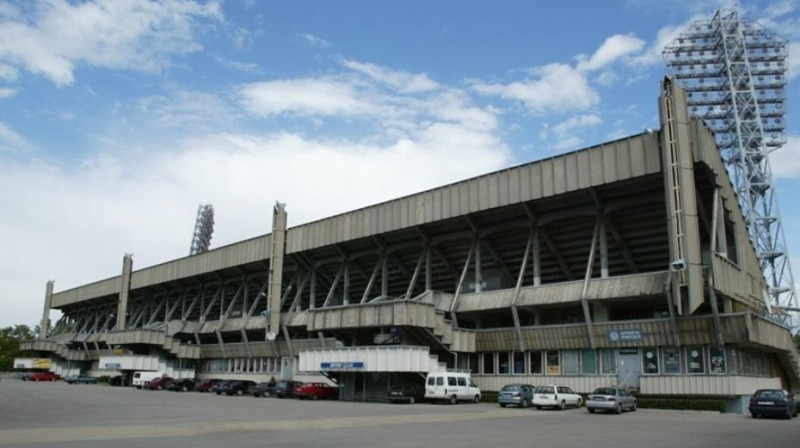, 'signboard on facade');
32,358,51,369
320,361,365,371
105,363,121,369
607,329,644,343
